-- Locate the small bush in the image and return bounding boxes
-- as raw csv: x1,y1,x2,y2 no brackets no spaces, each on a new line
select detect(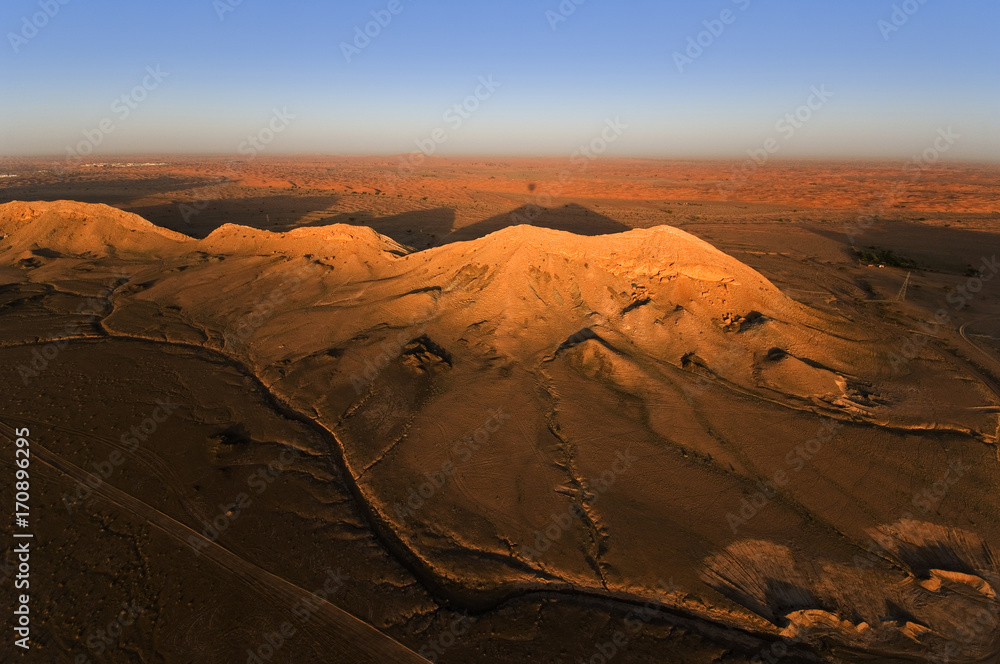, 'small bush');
856,246,917,269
